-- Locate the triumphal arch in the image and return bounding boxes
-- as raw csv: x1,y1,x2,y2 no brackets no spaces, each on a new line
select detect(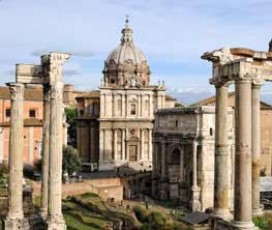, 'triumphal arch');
202,47,272,229
5,52,69,230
